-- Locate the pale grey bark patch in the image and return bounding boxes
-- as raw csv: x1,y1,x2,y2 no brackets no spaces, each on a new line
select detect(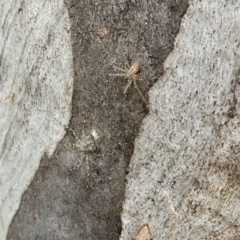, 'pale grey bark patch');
0,1,73,239
121,1,240,239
